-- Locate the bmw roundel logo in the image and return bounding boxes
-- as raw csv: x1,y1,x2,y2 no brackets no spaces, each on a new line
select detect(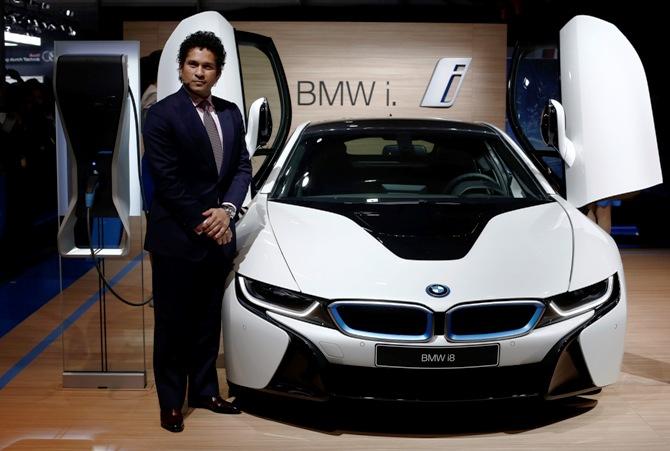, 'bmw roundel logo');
426,284,450,297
